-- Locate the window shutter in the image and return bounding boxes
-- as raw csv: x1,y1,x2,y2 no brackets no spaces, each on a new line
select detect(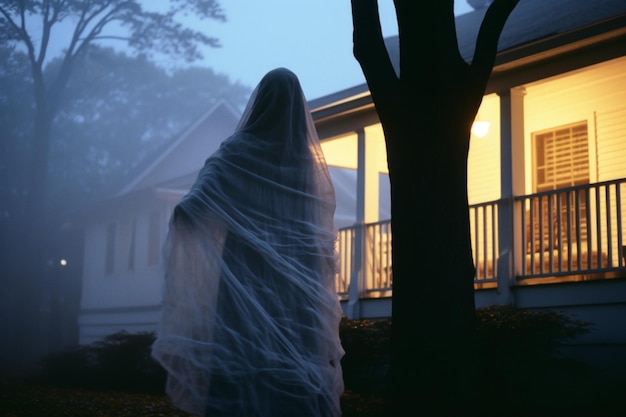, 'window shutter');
535,121,589,191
